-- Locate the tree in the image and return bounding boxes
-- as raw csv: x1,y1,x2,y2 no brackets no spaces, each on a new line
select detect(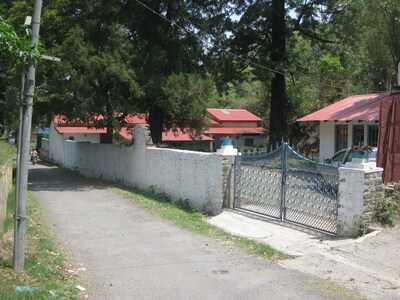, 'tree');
269,0,288,147
121,0,239,143
32,1,142,142
230,0,353,147
0,7,39,137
